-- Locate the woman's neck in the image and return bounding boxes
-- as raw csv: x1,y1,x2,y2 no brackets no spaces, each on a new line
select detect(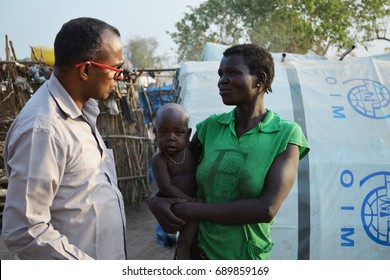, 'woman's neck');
234,105,267,138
